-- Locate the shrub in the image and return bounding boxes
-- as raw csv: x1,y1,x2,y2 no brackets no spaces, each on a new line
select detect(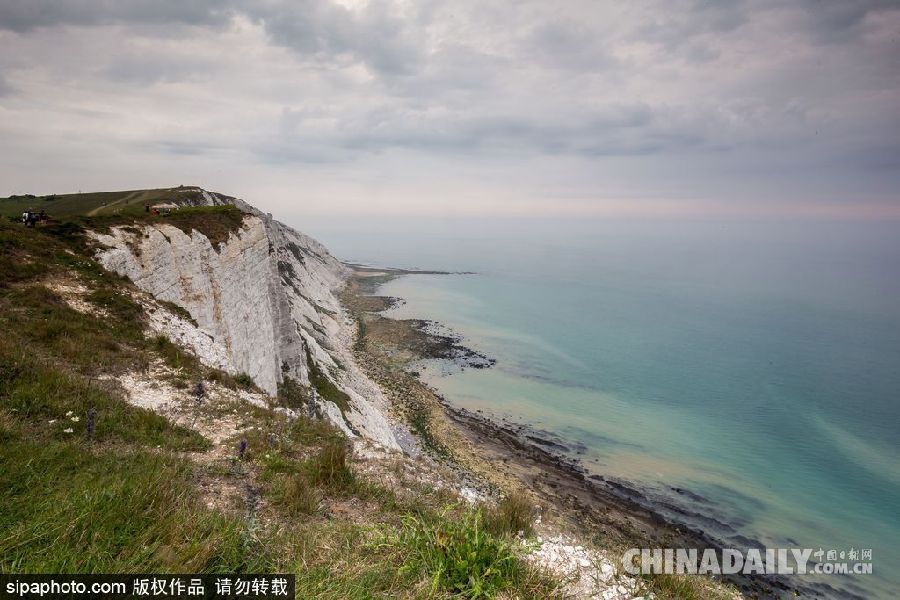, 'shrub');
233,372,257,391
